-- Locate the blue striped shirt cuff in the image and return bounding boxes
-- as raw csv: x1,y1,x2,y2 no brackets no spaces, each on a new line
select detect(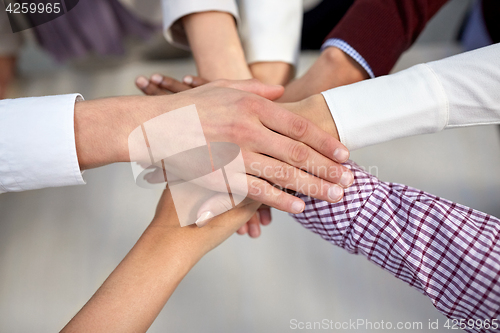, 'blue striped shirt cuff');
321,38,375,78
